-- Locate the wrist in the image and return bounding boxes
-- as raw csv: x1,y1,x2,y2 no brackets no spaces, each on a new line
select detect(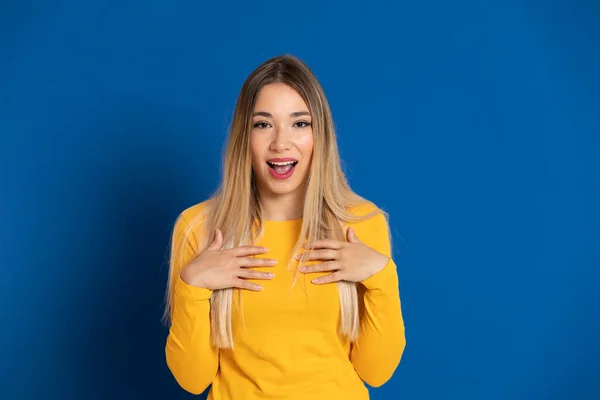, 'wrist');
361,256,396,290
180,266,209,289
175,271,214,301
371,252,389,275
